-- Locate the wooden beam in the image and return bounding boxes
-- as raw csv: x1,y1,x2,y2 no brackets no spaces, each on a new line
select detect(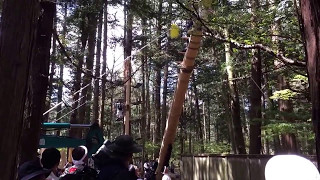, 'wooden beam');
155,30,203,176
